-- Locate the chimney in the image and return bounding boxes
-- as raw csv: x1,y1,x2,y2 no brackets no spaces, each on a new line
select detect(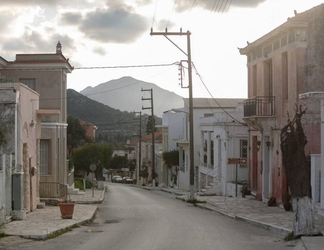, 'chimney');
56,41,62,54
